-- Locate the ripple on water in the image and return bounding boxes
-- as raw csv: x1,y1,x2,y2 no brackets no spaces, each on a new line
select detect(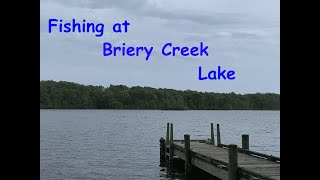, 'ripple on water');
41,110,279,179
